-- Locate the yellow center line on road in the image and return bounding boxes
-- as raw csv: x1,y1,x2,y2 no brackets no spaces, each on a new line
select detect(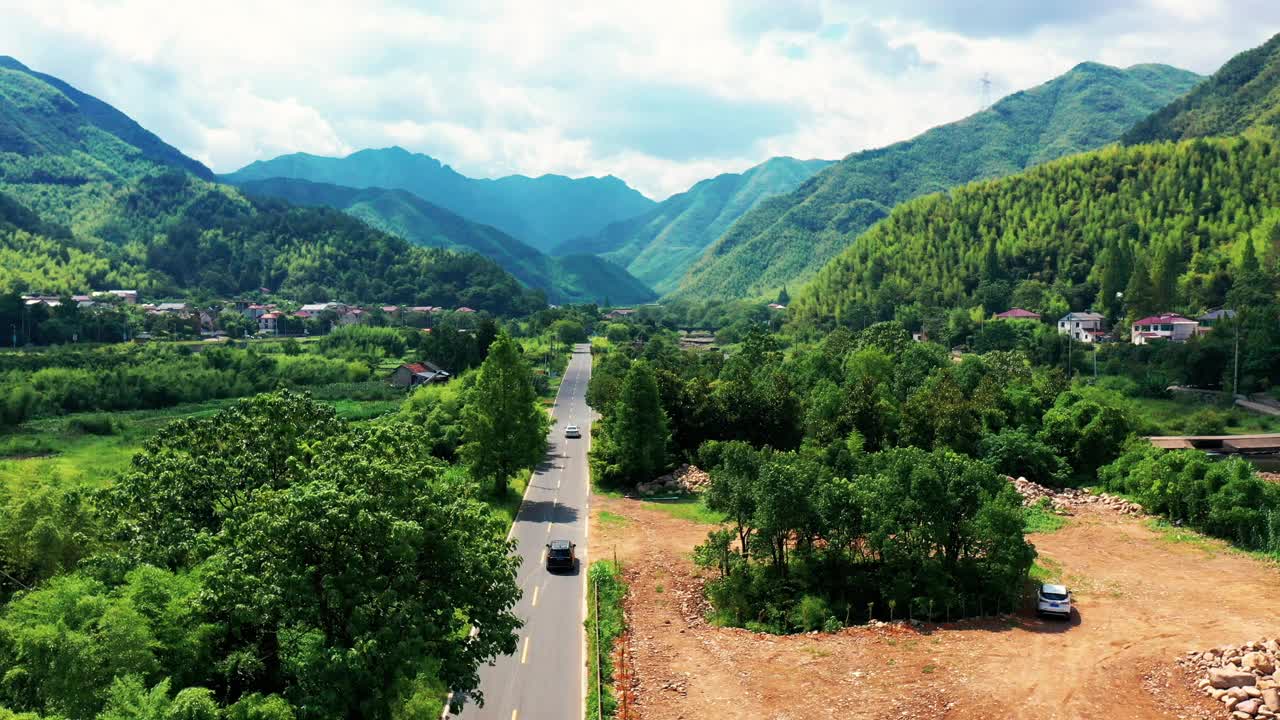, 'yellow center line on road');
511,710,518,720
531,585,540,607
520,636,530,664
